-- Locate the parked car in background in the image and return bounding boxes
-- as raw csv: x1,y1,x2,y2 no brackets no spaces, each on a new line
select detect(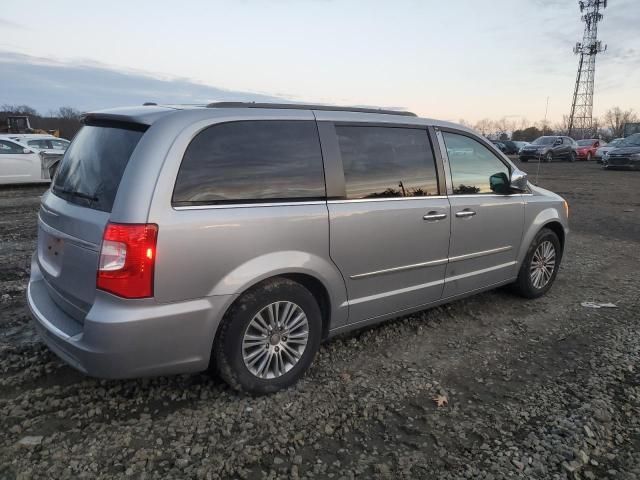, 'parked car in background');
513,141,530,153
518,136,577,162
491,140,507,152
602,133,640,170
595,138,624,163
27,102,568,394
0,136,62,184
574,139,605,161
7,134,71,152
498,140,520,155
